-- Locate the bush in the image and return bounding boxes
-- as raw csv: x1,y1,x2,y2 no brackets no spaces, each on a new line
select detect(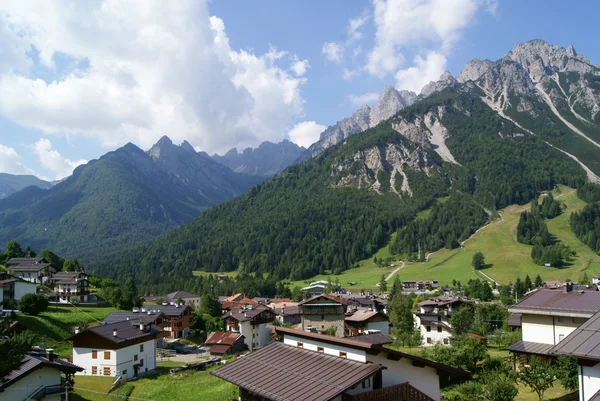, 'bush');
19,293,49,316
115,383,134,400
